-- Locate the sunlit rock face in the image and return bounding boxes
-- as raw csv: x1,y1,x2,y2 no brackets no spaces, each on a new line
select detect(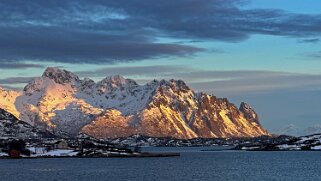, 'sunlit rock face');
0,87,21,119
0,67,269,139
